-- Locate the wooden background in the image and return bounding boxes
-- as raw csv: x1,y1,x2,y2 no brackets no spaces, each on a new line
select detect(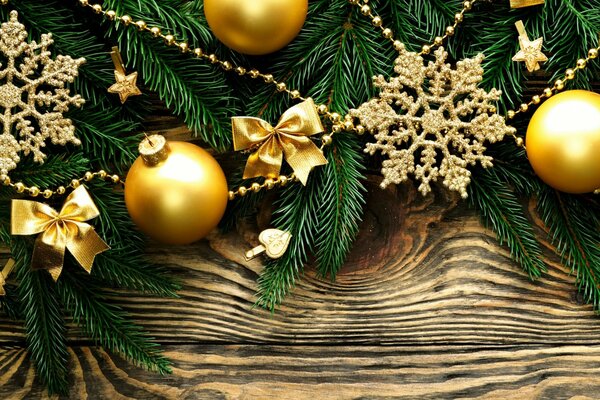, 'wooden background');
2,108,600,399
